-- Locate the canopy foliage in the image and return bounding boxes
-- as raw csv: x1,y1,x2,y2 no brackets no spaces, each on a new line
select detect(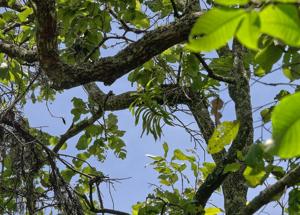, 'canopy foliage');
1,0,300,214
